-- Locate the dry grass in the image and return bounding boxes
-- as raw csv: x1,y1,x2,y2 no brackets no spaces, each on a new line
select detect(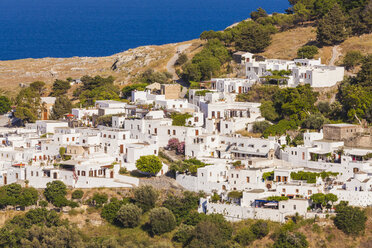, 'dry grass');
259,26,317,60
260,26,371,66
236,129,262,138
338,33,372,63
318,46,333,64
0,39,201,97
